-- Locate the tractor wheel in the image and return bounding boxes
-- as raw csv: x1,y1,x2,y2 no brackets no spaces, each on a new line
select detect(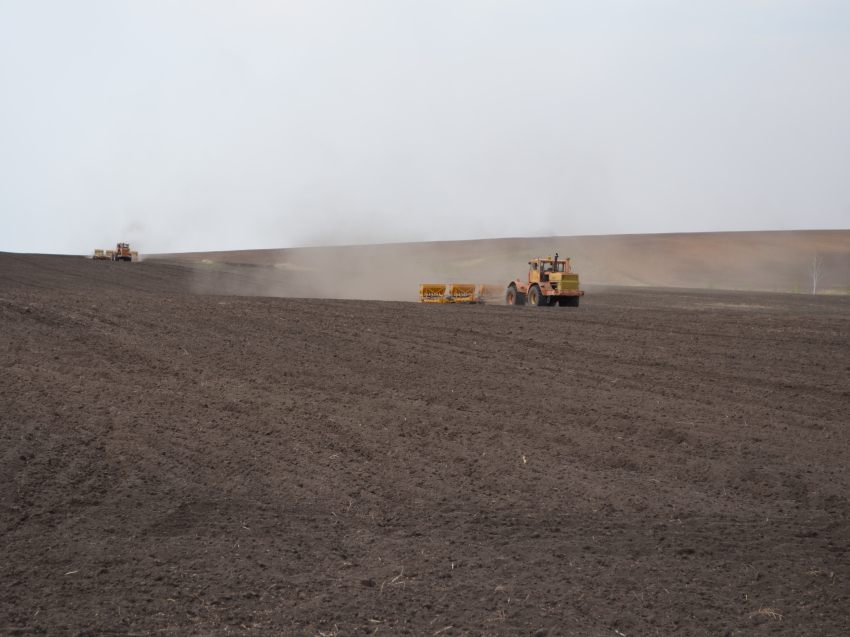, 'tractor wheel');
505,285,526,306
527,285,545,306
558,296,580,307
